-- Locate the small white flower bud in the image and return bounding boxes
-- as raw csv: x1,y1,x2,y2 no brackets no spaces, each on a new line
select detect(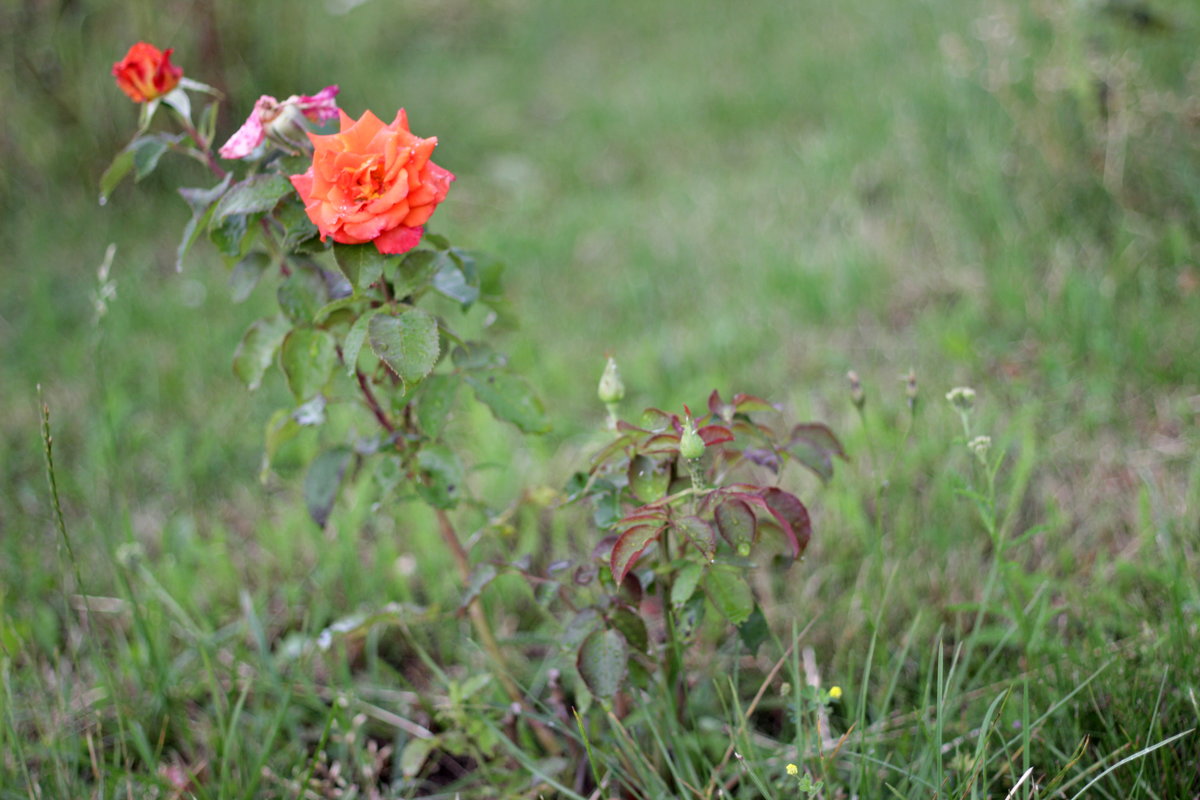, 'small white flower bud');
946,386,977,413
969,435,992,462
